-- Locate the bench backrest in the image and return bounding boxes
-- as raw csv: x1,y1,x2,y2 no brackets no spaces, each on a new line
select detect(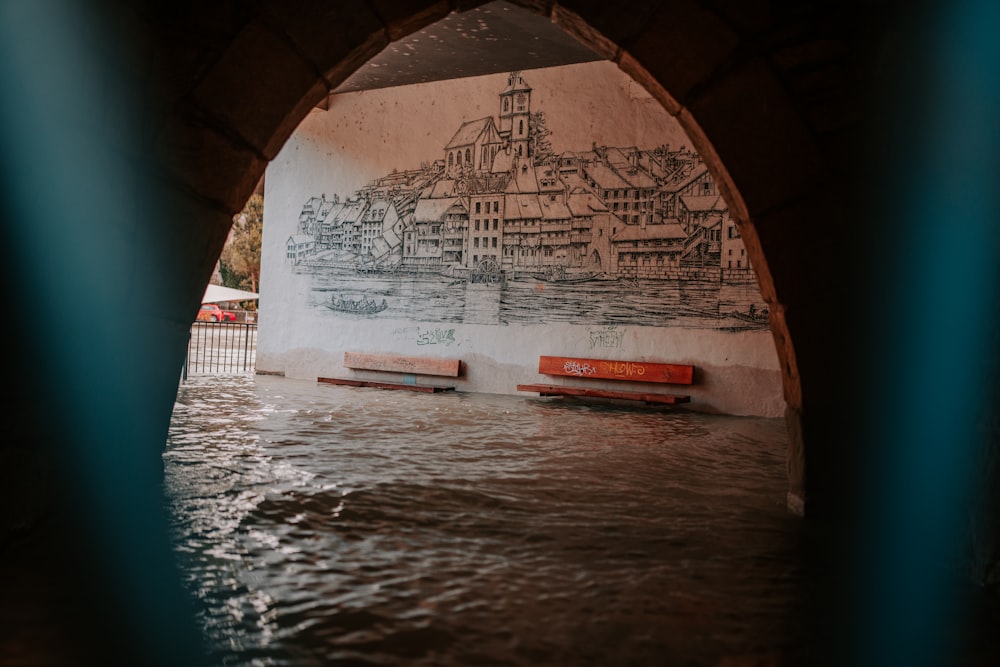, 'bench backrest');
344,352,461,377
538,355,694,385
